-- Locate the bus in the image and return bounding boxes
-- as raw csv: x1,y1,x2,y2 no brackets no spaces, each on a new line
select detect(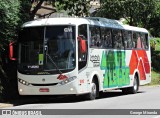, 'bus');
11,17,151,100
